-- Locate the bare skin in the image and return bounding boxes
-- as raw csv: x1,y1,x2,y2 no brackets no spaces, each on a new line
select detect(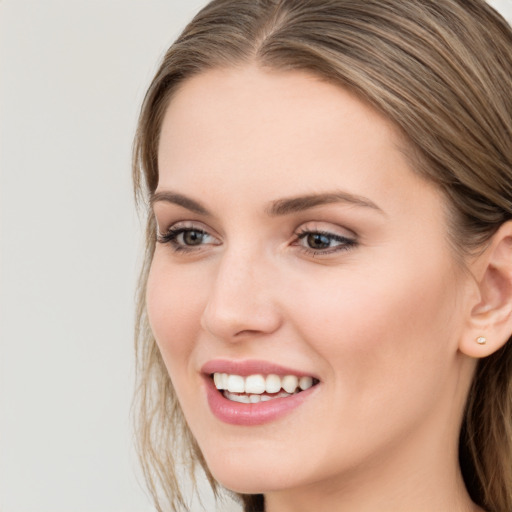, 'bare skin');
148,65,510,511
